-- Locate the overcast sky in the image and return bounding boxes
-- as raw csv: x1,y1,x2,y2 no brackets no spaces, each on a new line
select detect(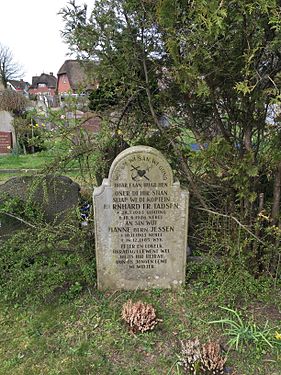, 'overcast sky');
0,0,91,83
